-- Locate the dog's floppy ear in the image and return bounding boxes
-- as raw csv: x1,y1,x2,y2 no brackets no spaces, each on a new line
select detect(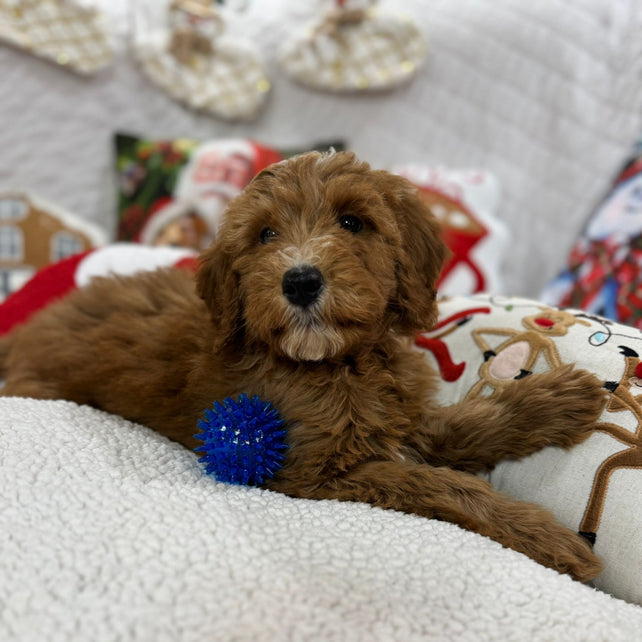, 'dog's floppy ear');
196,240,244,350
379,173,448,333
